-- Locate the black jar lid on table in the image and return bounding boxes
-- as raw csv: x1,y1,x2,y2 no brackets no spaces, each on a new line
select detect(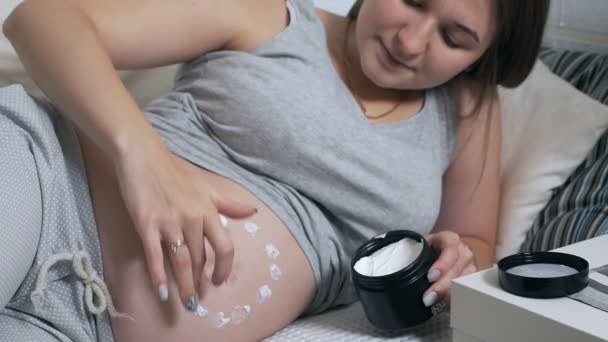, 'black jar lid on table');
497,251,589,298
